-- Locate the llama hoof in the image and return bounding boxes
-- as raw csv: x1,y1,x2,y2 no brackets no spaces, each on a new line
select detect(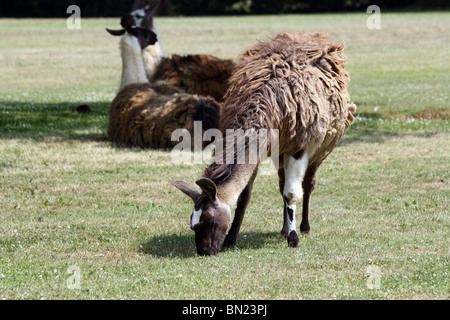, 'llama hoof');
300,223,310,234
287,231,299,248
220,244,234,251
221,237,236,251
